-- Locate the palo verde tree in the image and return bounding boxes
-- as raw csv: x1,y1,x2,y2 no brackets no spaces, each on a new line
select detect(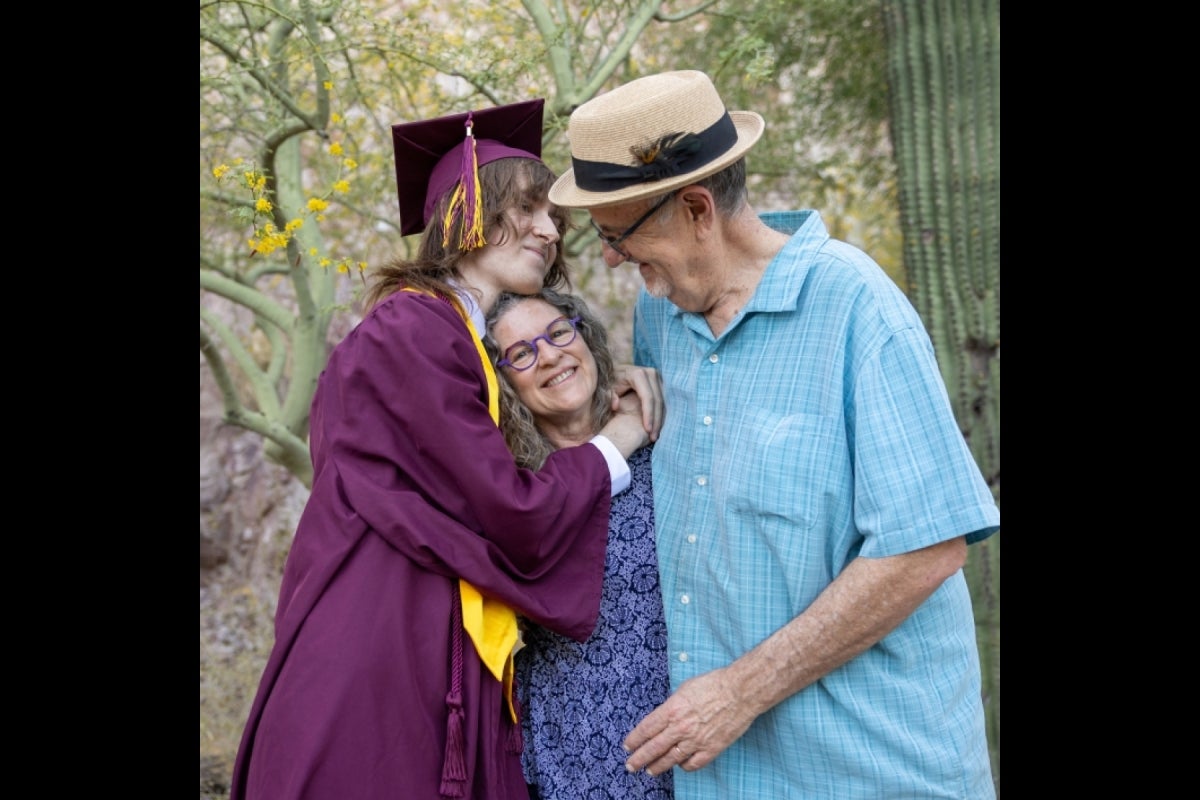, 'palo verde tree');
200,0,730,488
200,0,903,488
201,0,996,789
